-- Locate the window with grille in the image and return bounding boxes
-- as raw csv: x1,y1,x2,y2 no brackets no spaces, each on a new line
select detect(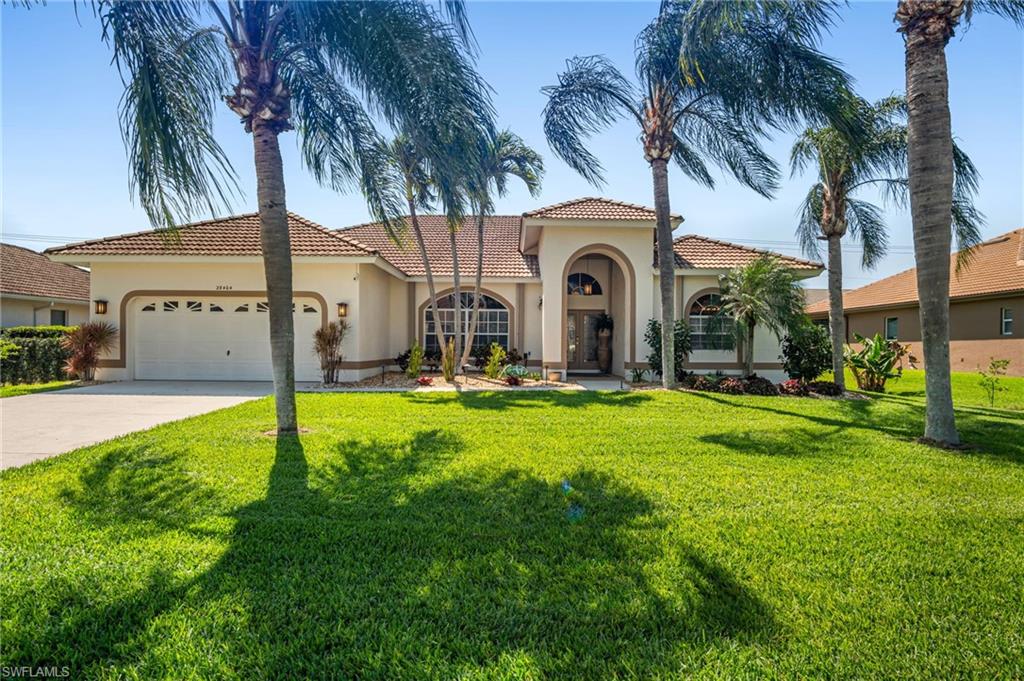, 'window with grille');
689,293,734,350
424,292,509,354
